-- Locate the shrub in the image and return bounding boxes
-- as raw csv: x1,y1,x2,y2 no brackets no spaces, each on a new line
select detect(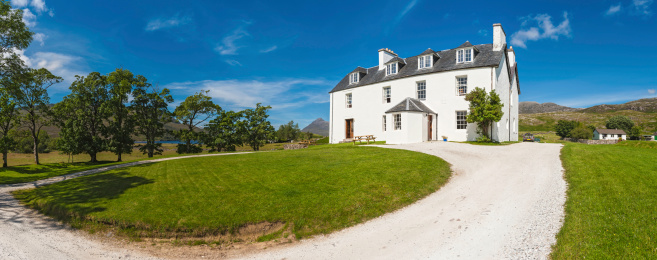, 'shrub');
476,135,492,142
12,130,51,154
629,125,642,140
555,120,579,138
570,126,592,140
